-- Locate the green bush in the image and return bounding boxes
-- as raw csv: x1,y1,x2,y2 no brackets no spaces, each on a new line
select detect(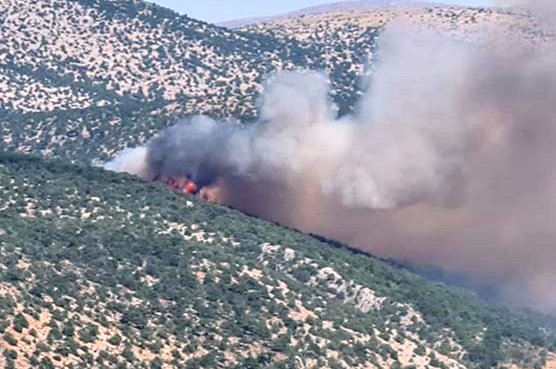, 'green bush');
3,332,17,346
